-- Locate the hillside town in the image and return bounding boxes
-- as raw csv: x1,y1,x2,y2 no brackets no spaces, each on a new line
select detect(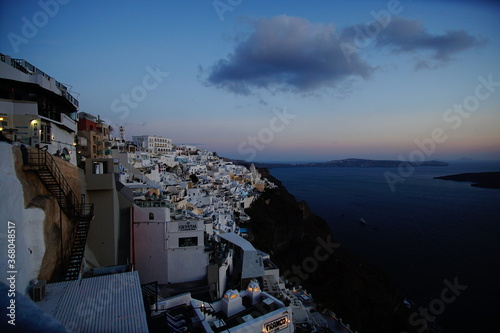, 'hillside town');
0,54,357,332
